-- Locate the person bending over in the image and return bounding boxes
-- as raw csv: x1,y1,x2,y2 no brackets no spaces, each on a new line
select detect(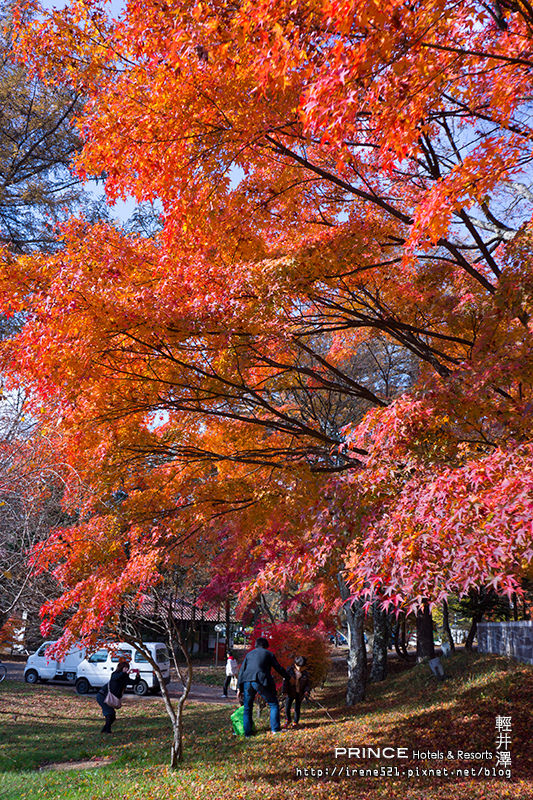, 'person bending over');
237,637,288,736
96,660,140,734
